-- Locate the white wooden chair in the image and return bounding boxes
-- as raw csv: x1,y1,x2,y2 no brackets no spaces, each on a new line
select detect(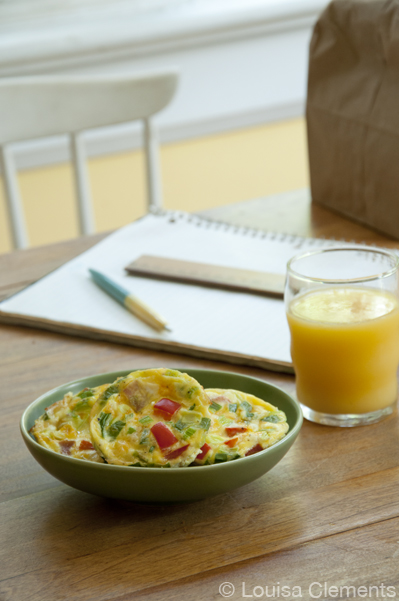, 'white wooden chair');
0,71,178,249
